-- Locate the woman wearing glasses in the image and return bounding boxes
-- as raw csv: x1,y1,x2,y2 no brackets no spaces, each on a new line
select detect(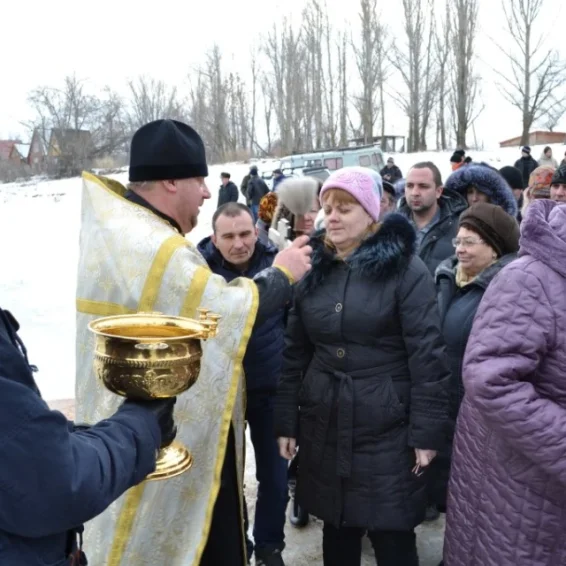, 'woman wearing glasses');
428,203,519,532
